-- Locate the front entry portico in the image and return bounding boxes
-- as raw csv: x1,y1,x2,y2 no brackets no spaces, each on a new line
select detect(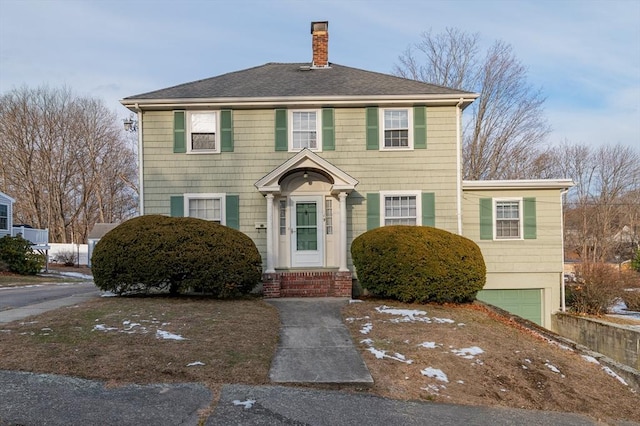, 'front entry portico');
254,149,358,297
